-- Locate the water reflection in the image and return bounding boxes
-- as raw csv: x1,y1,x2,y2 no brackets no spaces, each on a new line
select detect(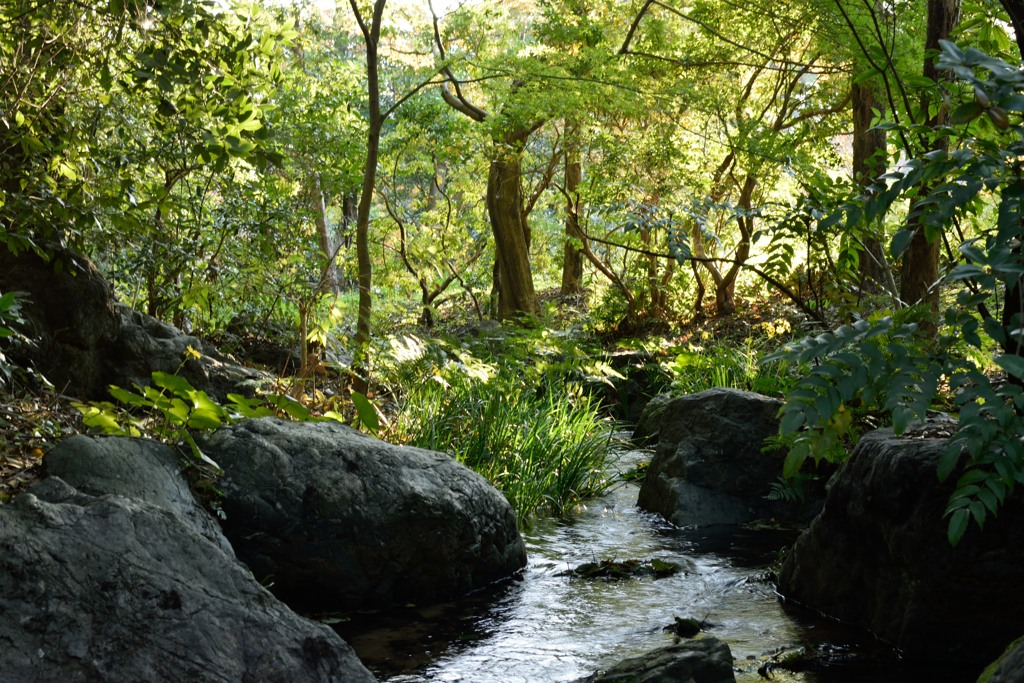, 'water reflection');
335,448,977,682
